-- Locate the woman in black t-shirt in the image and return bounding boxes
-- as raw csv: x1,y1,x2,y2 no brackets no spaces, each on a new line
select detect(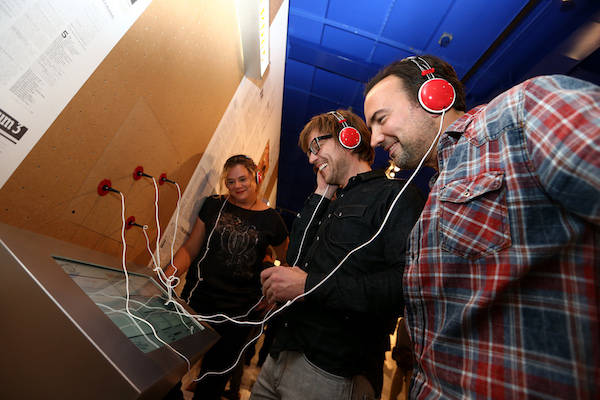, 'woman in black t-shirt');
165,155,288,400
